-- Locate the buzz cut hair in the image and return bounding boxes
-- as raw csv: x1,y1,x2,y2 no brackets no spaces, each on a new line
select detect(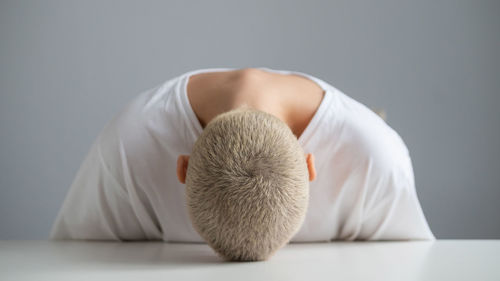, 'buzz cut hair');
185,107,310,261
